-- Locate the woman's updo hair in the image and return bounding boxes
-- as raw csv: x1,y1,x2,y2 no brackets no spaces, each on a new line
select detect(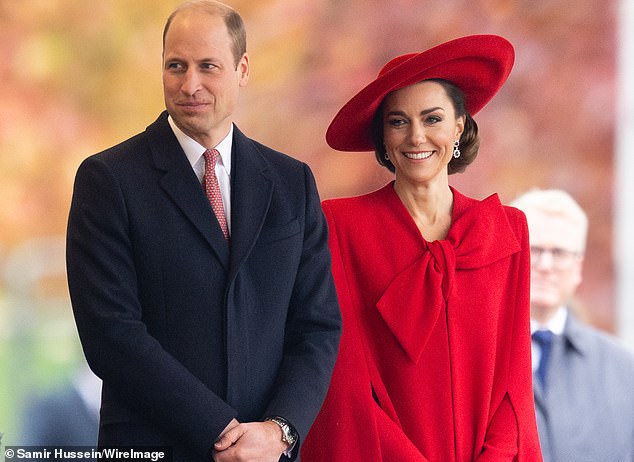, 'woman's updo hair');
371,78,480,175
